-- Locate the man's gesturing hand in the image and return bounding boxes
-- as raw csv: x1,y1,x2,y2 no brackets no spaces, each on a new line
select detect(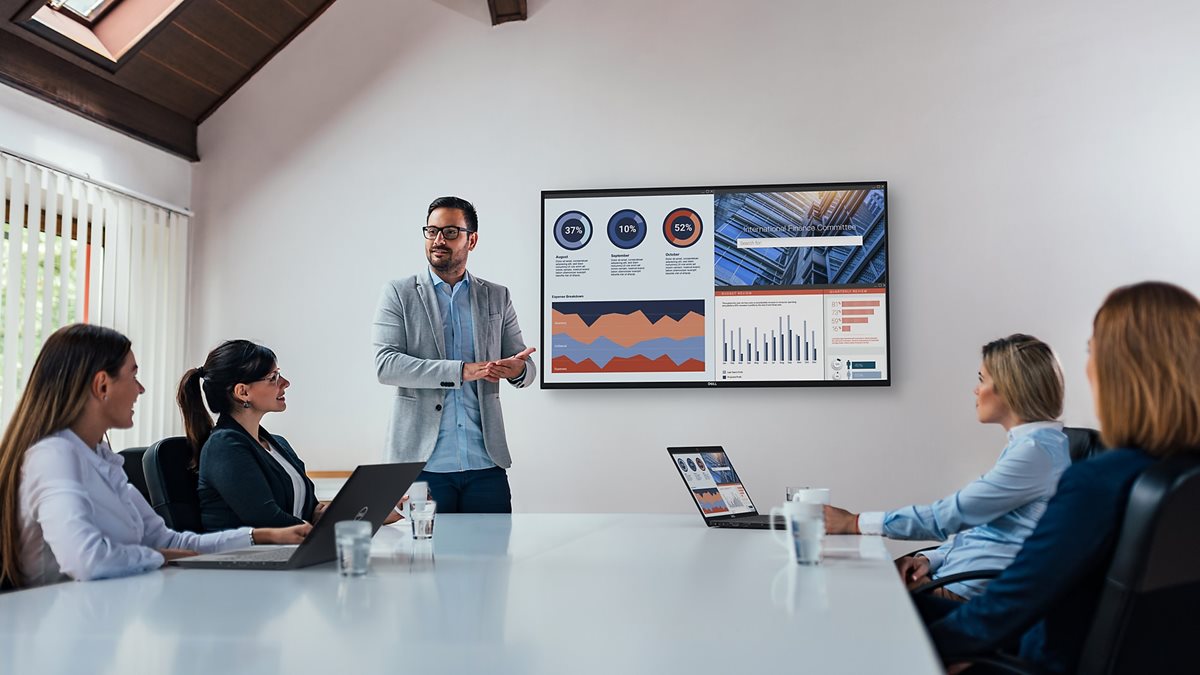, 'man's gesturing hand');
486,347,536,381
